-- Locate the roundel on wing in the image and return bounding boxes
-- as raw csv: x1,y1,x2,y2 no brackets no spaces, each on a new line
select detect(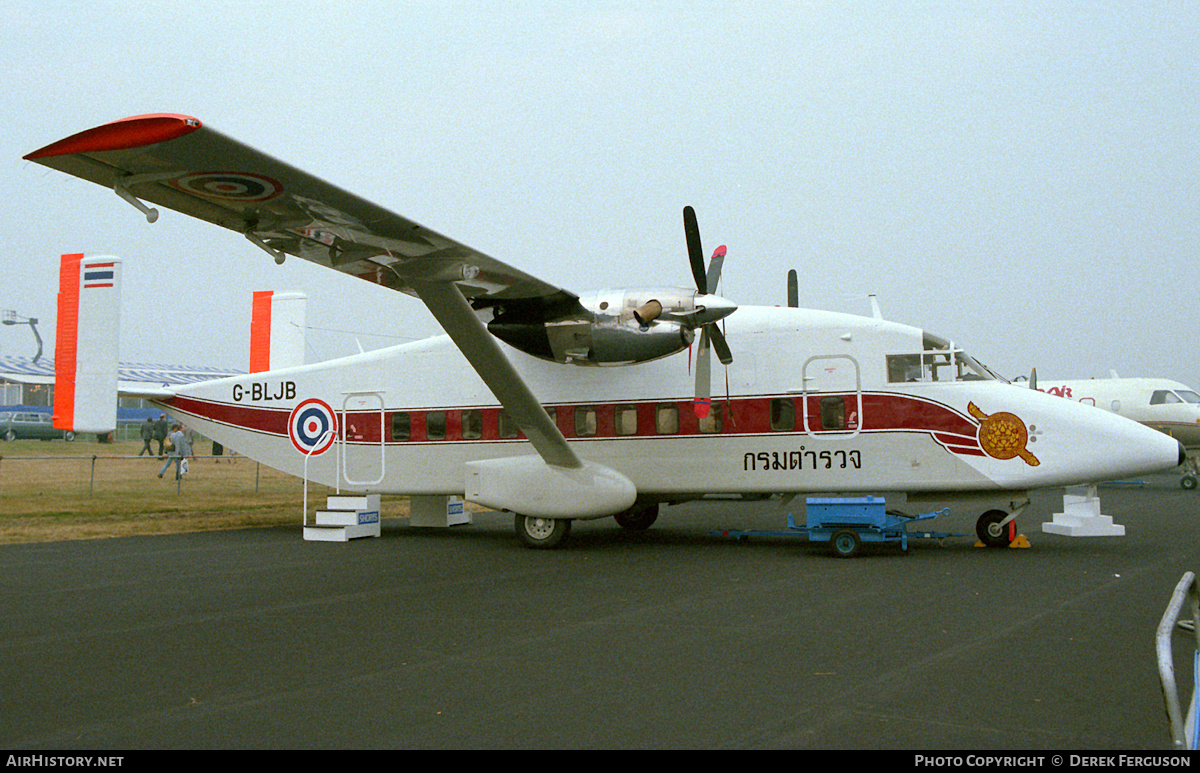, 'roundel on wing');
171,171,283,202
288,398,338,456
